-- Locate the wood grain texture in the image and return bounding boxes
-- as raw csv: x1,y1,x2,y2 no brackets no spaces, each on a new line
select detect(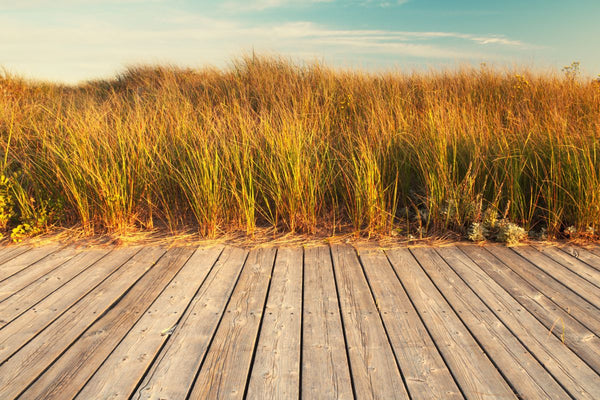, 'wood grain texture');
560,245,600,272
76,246,223,400
357,246,462,399
584,244,600,269
533,245,600,288
0,246,139,360
0,246,79,302
189,247,277,400
331,244,408,400
461,244,600,375
0,248,109,327
488,245,600,337
0,244,61,282
0,246,165,399
386,247,517,400
24,247,196,400
512,246,600,308
246,246,302,400
301,245,353,400
133,246,248,400
0,243,596,399
0,246,32,268
435,246,600,399
424,246,569,399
